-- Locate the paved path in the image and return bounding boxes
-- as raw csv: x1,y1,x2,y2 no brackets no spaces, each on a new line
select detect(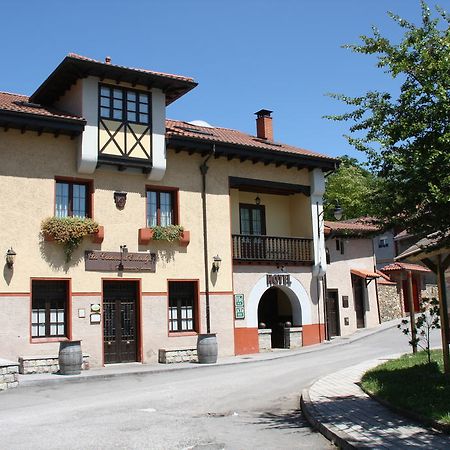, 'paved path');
301,357,449,449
